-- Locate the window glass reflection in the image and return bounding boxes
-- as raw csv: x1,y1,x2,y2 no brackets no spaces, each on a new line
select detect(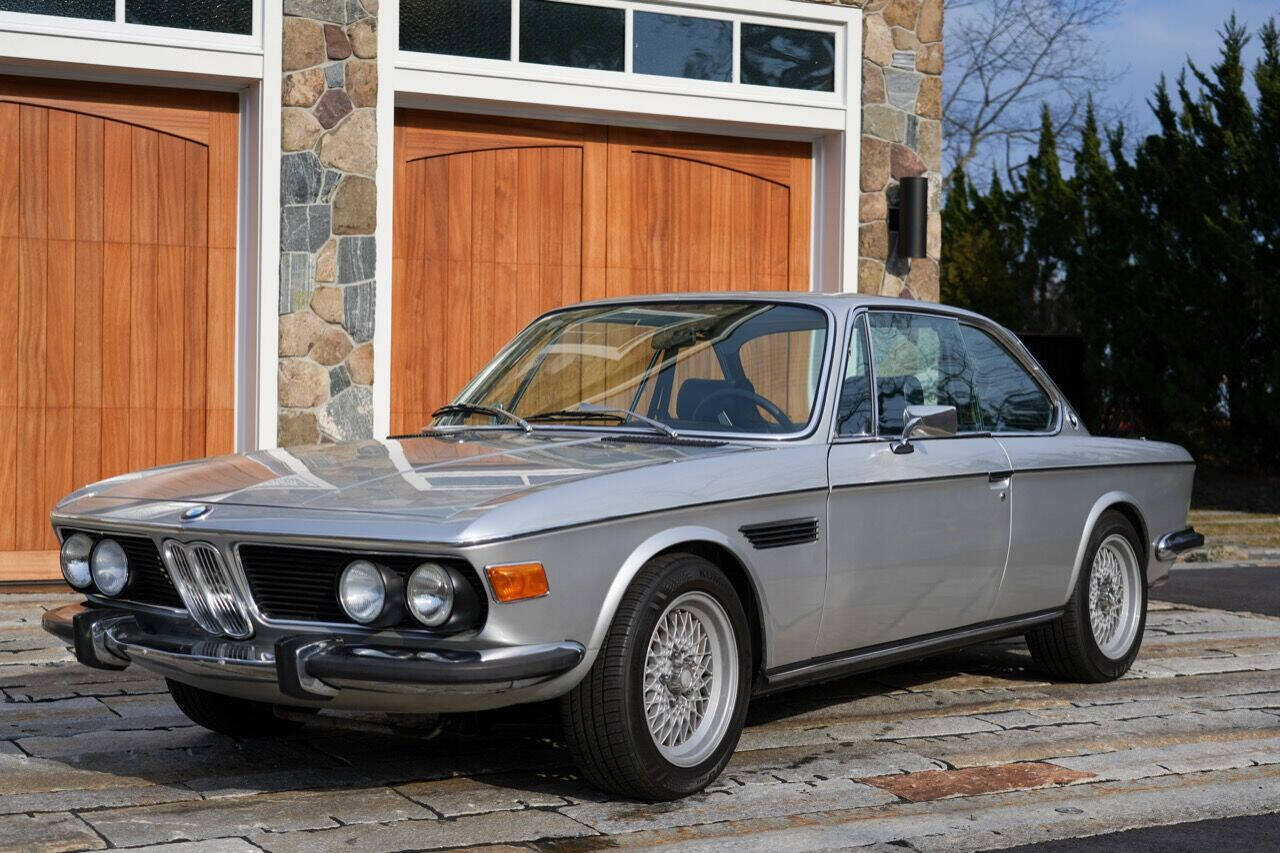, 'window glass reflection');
633,12,731,83
520,0,624,71
741,23,835,92
401,0,511,60
126,0,253,34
